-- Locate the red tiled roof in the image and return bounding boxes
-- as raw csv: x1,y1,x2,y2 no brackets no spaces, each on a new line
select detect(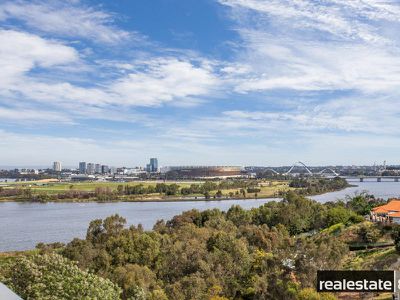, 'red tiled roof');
372,199,400,214
373,207,390,213
390,212,400,218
